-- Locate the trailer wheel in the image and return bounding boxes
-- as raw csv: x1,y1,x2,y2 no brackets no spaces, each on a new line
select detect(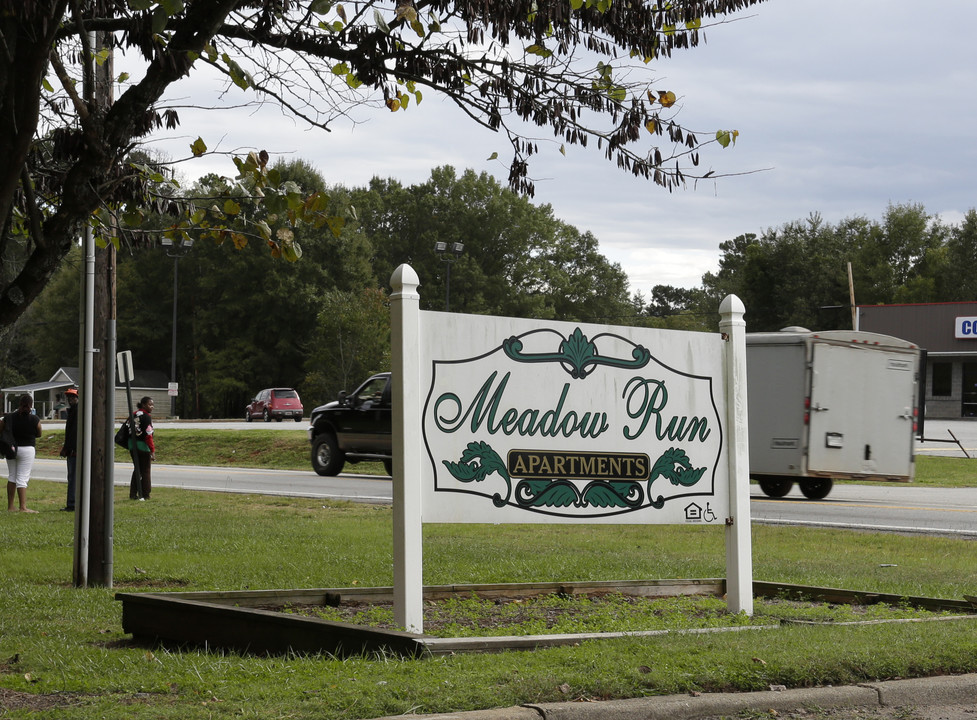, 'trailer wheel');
757,478,793,498
799,478,833,500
